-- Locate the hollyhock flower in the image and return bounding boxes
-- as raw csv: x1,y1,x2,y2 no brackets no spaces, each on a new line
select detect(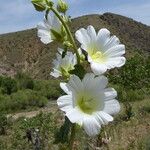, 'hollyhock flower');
75,26,126,75
50,48,77,78
37,13,62,44
57,73,120,136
